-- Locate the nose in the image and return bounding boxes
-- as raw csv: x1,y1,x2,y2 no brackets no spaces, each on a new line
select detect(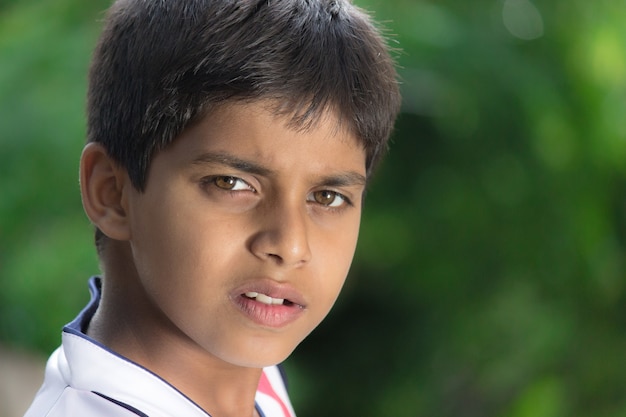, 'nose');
248,201,312,267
